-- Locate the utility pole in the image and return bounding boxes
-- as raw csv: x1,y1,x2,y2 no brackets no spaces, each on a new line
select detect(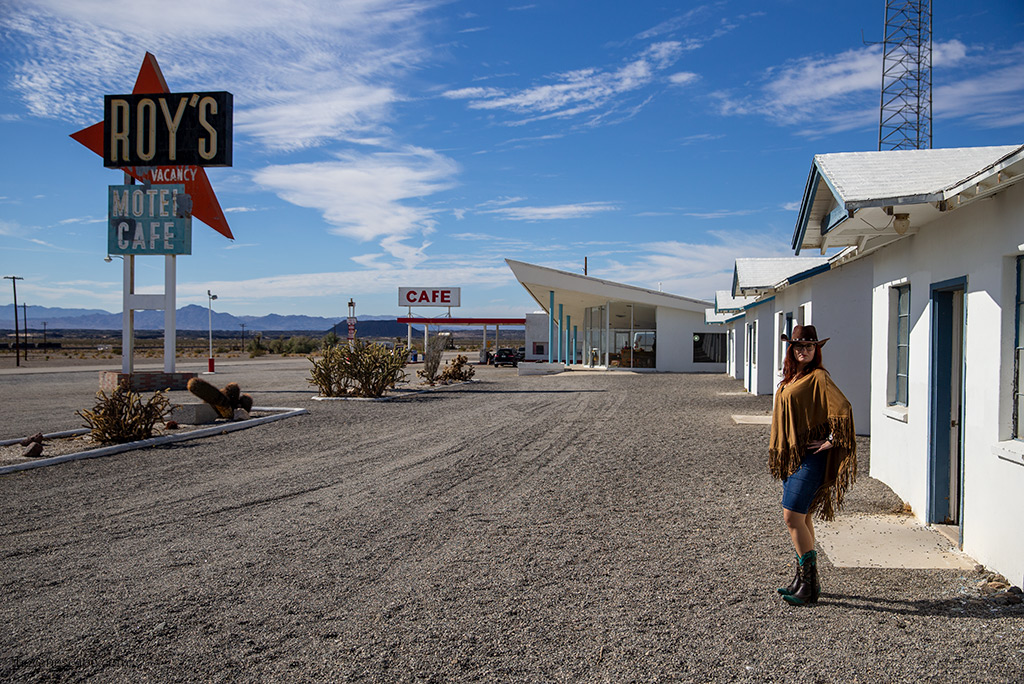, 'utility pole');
22,302,28,360
239,322,246,351
4,276,23,367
